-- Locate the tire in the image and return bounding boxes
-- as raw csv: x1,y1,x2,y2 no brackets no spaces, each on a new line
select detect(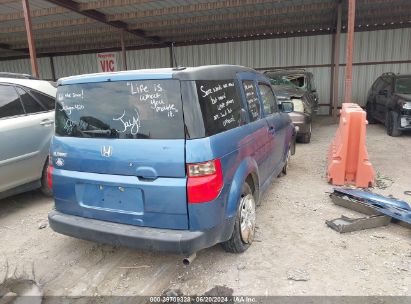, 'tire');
221,183,256,253
366,102,377,124
40,160,53,197
298,123,311,144
386,111,402,137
